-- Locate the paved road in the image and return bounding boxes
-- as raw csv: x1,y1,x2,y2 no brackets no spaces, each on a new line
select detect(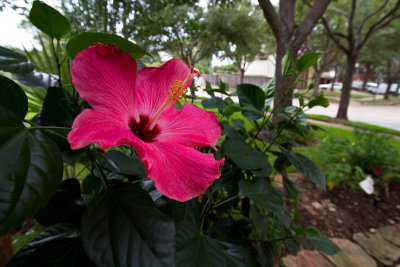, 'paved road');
300,100,400,131
197,90,400,131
